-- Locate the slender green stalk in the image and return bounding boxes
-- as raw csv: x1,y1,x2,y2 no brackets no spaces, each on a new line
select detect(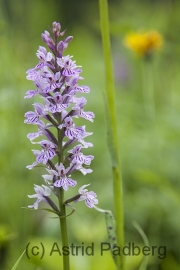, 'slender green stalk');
58,127,70,270
99,0,125,269
141,58,155,121
59,189,69,270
